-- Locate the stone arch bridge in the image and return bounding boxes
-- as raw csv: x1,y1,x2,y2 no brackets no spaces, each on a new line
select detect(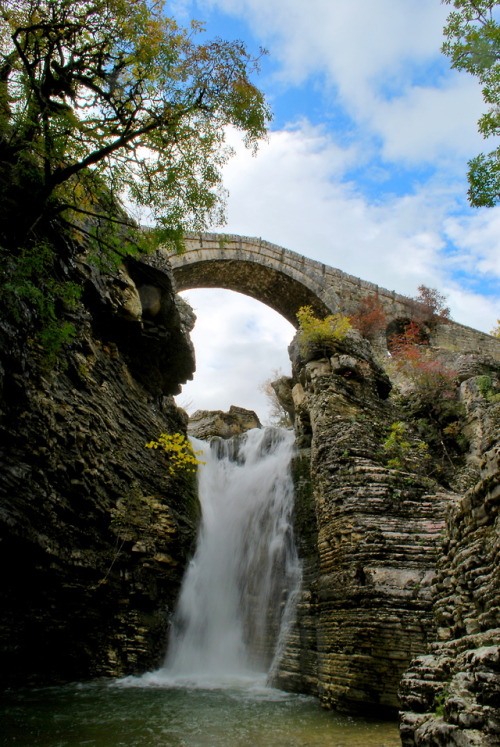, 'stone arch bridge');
166,232,500,356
